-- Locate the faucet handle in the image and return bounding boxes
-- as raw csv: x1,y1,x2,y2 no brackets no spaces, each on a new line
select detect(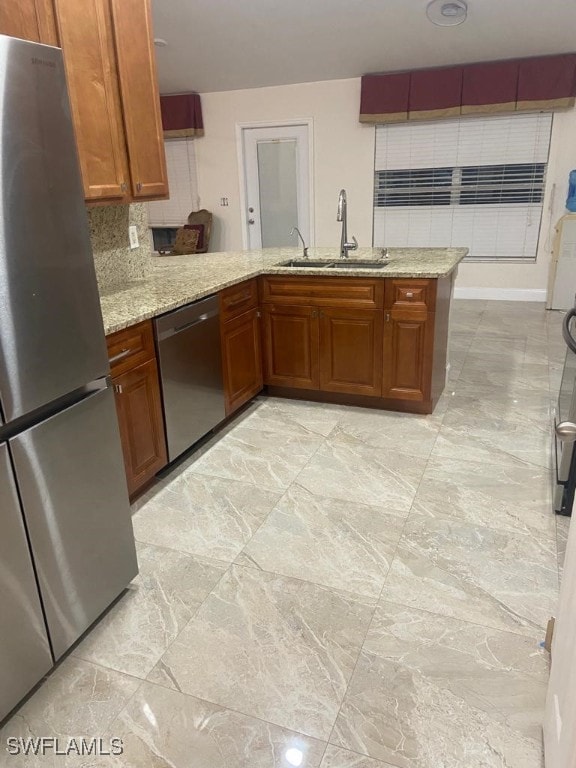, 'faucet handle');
290,226,309,259
350,236,358,251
